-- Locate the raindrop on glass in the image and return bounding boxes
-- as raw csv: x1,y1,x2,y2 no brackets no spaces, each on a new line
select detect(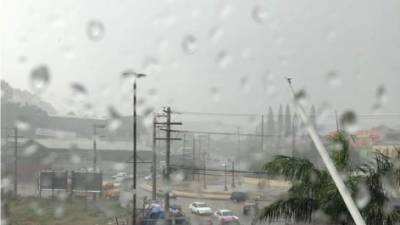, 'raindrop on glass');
142,57,160,74
209,26,223,43
182,35,198,54
22,144,38,156
70,154,81,164
355,182,371,209
54,205,65,218
107,106,122,132
294,89,307,102
215,51,232,69
18,56,28,63
87,20,105,41
30,65,50,94
340,111,358,133
71,82,87,95
113,162,126,171
252,5,269,24
376,85,387,105
326,70,341,87
15,118,30,131
219,4,233,21
240,76,250,93
210,87,220,103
